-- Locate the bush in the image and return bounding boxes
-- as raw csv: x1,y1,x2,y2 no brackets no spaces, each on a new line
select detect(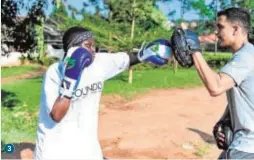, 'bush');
40,57,59,66
203,53,232,68
131,52,232,71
